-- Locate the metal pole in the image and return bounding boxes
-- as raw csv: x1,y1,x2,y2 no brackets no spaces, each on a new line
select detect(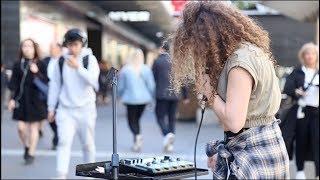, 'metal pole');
111,70,119,180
